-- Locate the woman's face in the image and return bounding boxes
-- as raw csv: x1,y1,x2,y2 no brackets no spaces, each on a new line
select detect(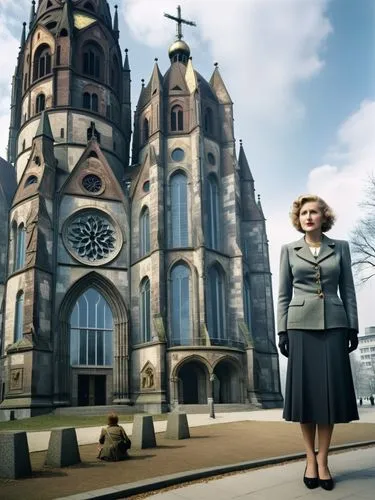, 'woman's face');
299,201,323,234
